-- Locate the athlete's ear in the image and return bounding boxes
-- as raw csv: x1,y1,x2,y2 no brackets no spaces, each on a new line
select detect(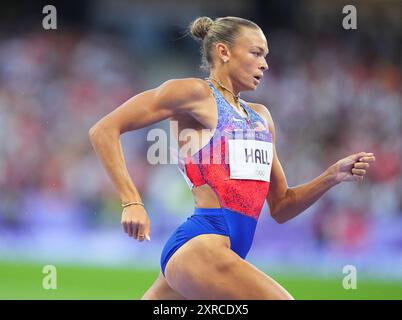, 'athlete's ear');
215,42,231,64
